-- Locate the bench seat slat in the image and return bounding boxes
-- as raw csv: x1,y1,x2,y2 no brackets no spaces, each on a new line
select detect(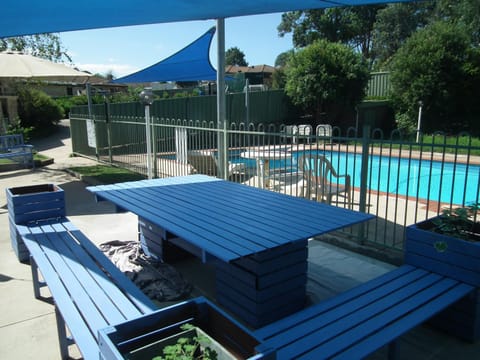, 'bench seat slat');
266,270,441,358
29,223,111,334
256,264,475,360
16,217,158,360
18,225,99,360
291,277,469,359
255,265,420,341
330,282,474,360
61,220,157,313
46,222,142,323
